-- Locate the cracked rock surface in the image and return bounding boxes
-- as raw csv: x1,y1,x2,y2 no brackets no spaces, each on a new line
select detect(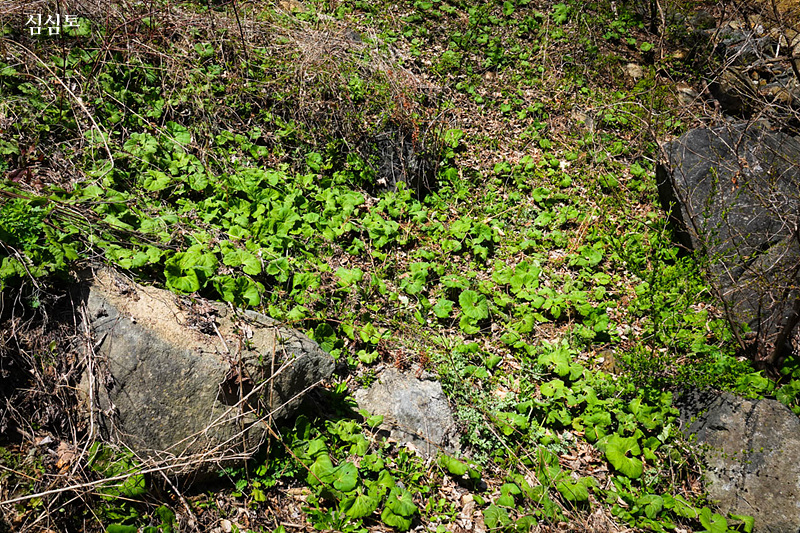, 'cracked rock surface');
657,123,800,365
354,367,460,458
77,269,334,476
678,391,800,533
